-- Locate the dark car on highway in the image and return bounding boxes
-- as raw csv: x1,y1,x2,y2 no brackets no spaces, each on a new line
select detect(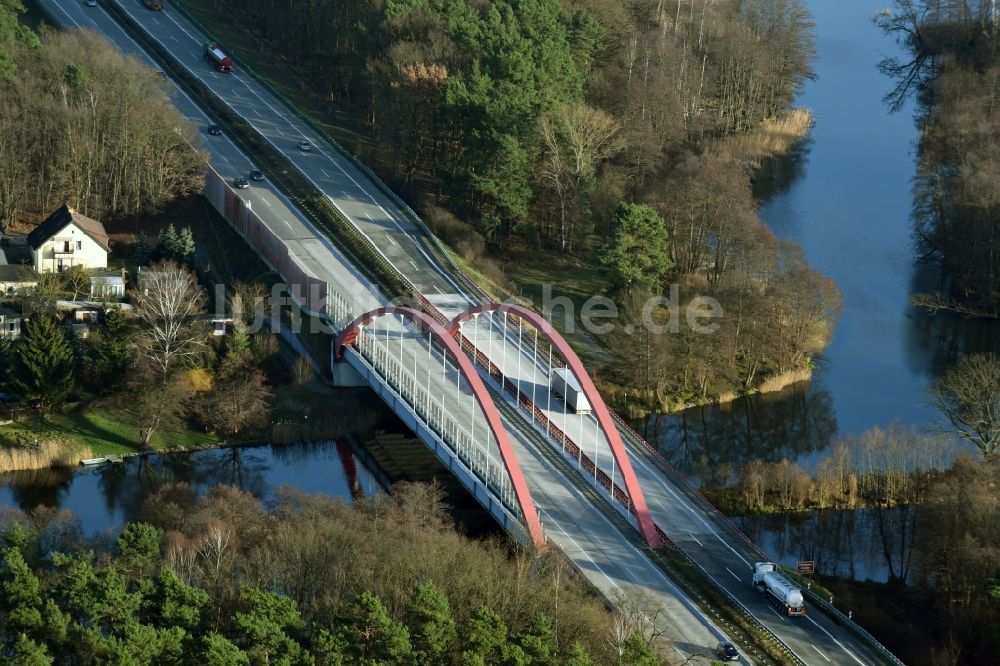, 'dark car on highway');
233,176,249,189
249,169,264,182
716,642,740,662
207,124,222,136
